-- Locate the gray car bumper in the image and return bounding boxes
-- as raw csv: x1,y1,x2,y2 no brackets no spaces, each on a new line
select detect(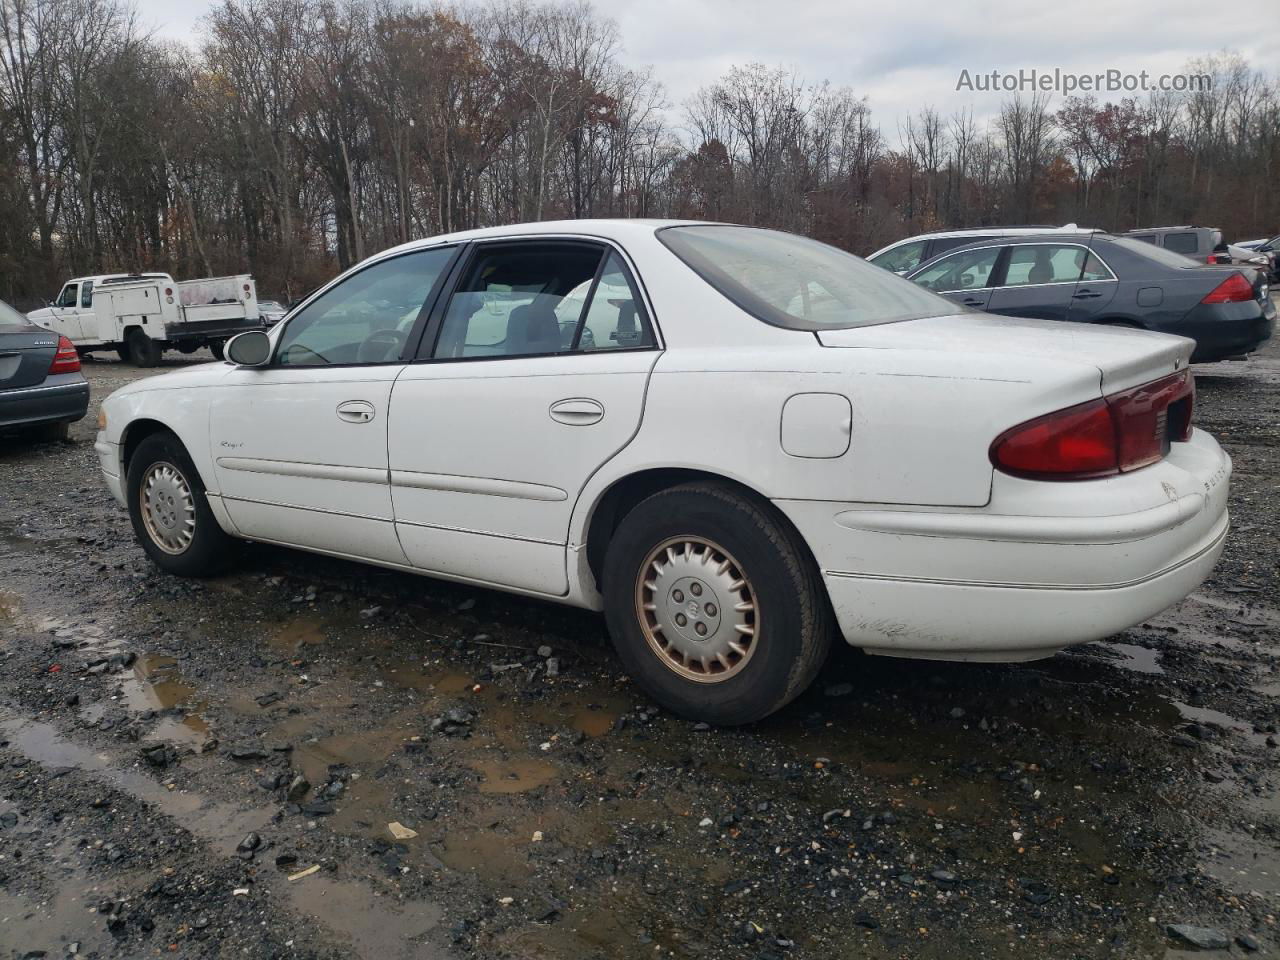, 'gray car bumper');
0,376,90,431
